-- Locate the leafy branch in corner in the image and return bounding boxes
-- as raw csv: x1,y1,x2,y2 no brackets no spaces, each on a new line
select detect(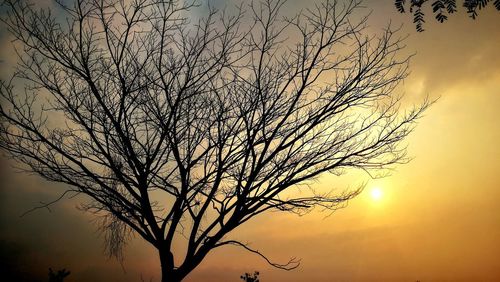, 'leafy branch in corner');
395,0,500,31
